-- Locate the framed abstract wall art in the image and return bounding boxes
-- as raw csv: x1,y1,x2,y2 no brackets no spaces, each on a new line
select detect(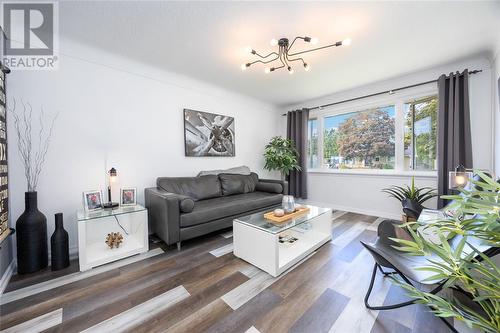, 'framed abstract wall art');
183,109,235,157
